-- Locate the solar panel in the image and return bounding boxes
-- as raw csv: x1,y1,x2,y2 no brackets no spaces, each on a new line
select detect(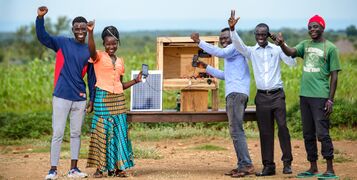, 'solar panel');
130,70,163,111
